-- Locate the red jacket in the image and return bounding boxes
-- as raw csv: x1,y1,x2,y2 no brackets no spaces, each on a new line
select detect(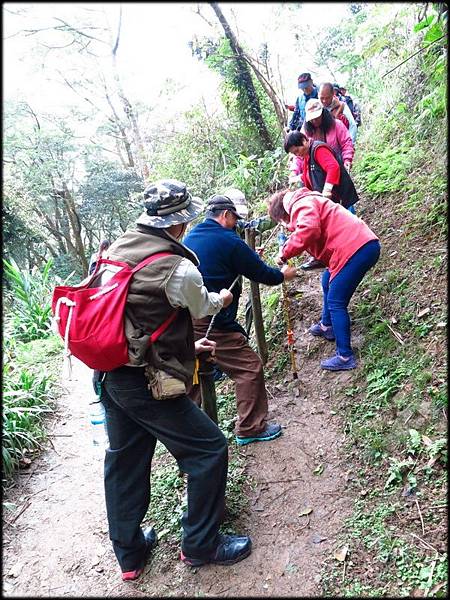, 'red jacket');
302,145,340,189
281,188,378,280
